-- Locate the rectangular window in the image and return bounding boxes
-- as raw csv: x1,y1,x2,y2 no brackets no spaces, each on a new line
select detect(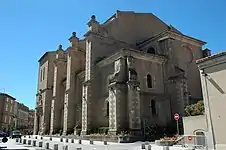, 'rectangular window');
43,67,45,81
151,100,157,115
10,105,12,112
4,116,7,123
5,104,8,111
